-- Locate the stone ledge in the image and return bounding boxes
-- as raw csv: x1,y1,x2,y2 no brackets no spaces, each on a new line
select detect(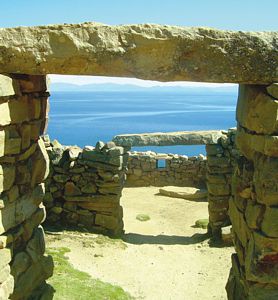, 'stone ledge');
113,130,224,147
